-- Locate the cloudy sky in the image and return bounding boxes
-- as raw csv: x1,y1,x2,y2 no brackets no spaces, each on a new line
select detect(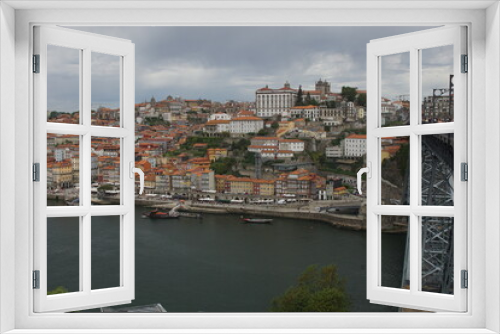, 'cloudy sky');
48,26,452,112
